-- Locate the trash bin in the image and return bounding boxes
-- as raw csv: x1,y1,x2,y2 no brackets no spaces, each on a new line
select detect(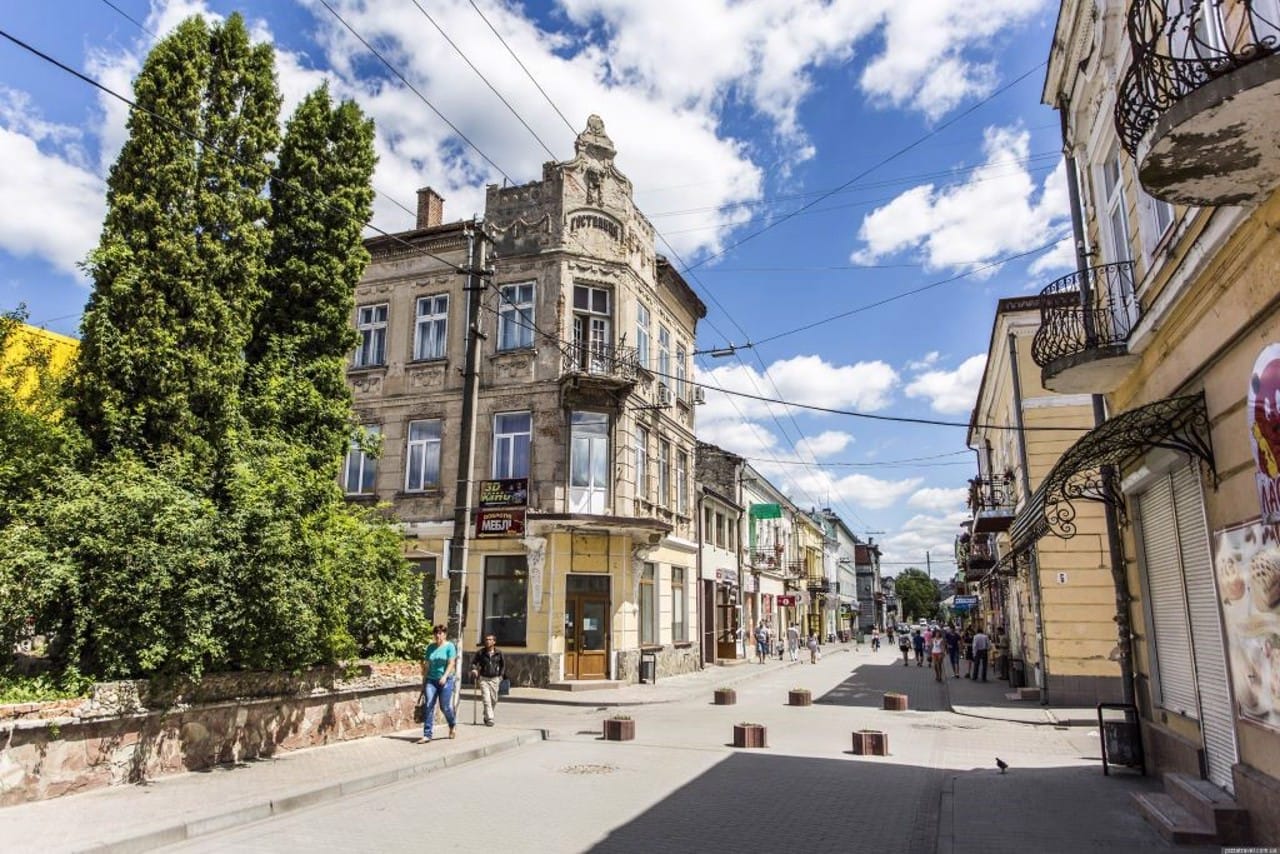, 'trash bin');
1009,658,1026,688
639,651,657,684
1097,703,1144,776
